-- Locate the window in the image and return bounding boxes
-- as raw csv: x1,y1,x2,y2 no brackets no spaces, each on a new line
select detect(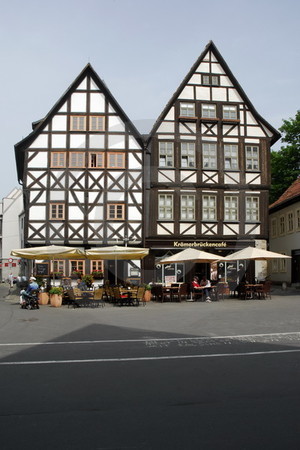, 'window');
245,196,259,221
181,195,195,220
224,144,238,170
90,116,105,131
158,194,173,220
287,211,294,233
159,142,174,167
107,152,125,168
201,104,216,119
245,145,259,170
51,152,66,168
279,215,285,235
50,203,65,220
179,103,195,117
70,116,86,131
271,218,277,238
89,152,104,168
224,196,238,221
52,260,65,274
202,195,217,221
70,152,85,167
271,259,278,273
70,260,84,274
279,257,287,273
202,143,217,169
107,204,125,220
91,260,104,273
202,74,220,86
296,209,300,230
181,142,195,168
223,105,238,120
